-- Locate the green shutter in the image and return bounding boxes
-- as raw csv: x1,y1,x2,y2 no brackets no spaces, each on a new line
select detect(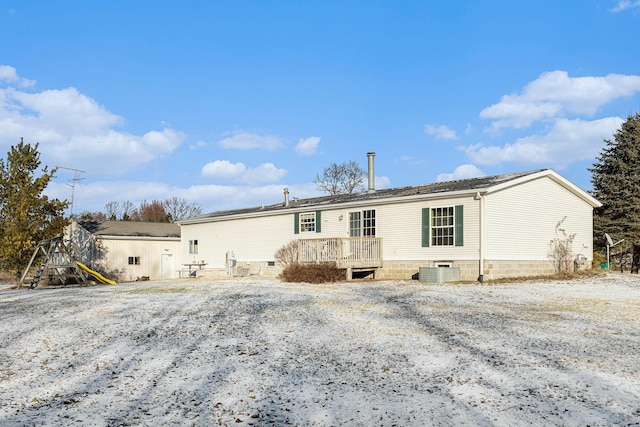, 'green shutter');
315,211,321,233
455,205,464,246
294,212,299,234
421,208,430,247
